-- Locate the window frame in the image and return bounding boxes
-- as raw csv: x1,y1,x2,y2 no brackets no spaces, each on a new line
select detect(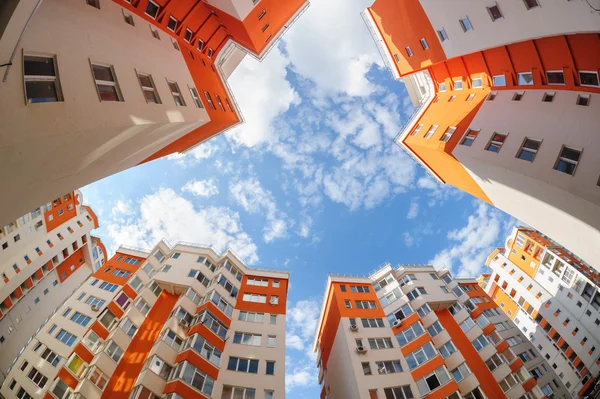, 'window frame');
459,17,473,32
553,146,582,176
166,79,186,106
486,132,508,153
136,71,161,104
23,53,63,104
579,71,600,87
546,70,565,85
459,129,479,147
516,137,541,162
